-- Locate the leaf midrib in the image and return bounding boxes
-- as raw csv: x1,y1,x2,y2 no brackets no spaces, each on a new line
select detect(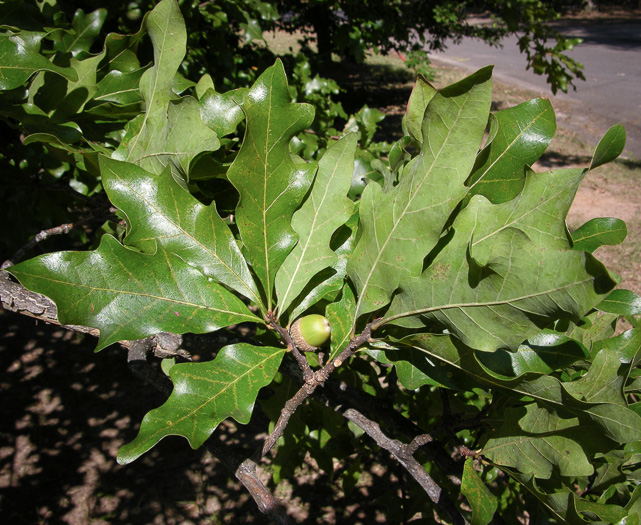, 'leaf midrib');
137,349,283,447
107,166,261,306
19,271,257,318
